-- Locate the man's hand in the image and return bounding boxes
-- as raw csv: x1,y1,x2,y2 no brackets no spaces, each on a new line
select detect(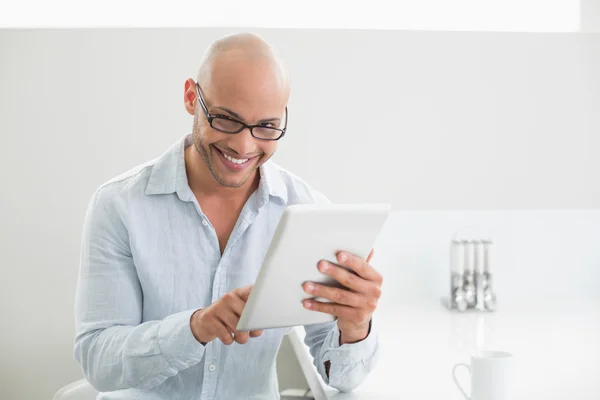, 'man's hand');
302,249,382,344
190,285,263,345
